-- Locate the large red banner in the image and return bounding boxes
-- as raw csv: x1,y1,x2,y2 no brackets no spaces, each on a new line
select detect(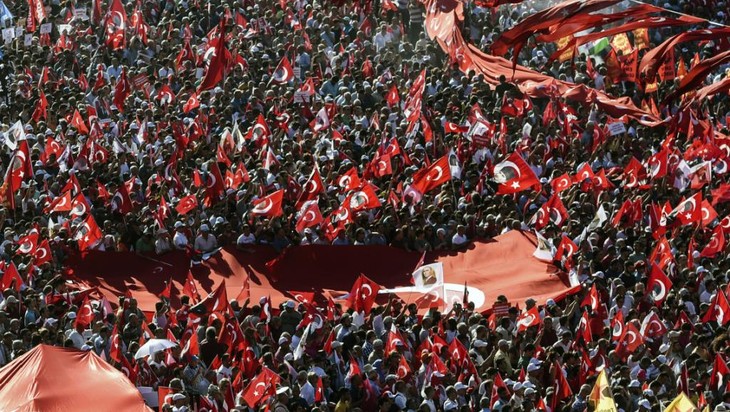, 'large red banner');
67,231,574,313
